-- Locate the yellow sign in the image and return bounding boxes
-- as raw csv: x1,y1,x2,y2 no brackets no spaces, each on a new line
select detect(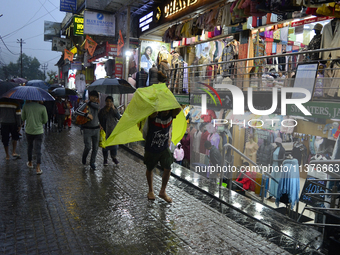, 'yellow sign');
74,16,84,36
164,0,198,18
